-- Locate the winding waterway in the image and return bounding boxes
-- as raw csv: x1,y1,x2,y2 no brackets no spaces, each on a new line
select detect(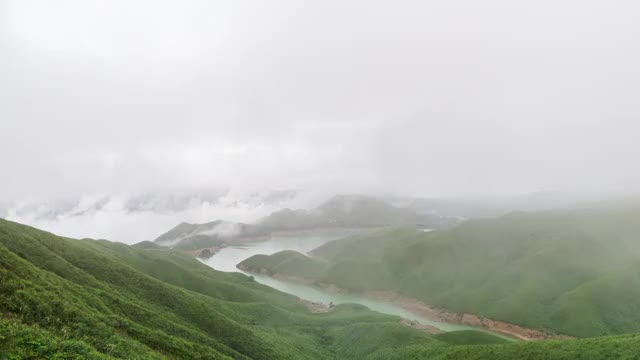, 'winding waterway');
199,232,515,339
